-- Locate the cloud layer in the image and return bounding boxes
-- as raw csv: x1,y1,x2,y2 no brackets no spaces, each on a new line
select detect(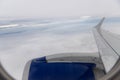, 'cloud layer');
0,18,98,80
0,17,120,80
